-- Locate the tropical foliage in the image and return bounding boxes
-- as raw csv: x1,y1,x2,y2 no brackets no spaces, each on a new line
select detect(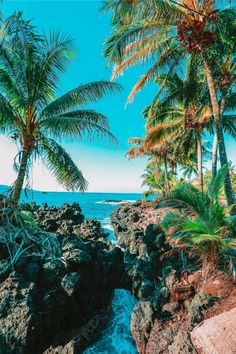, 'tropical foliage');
0,13,121,204
158,166,236,266
104,1,236,270
104,0,236,207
